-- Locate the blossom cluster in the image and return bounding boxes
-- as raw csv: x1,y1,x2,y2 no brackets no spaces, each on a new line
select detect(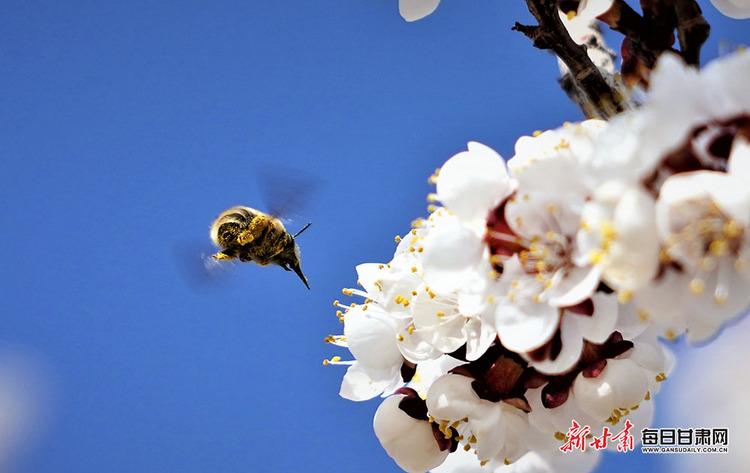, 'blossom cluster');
397,0,750,22
327,50,750,472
